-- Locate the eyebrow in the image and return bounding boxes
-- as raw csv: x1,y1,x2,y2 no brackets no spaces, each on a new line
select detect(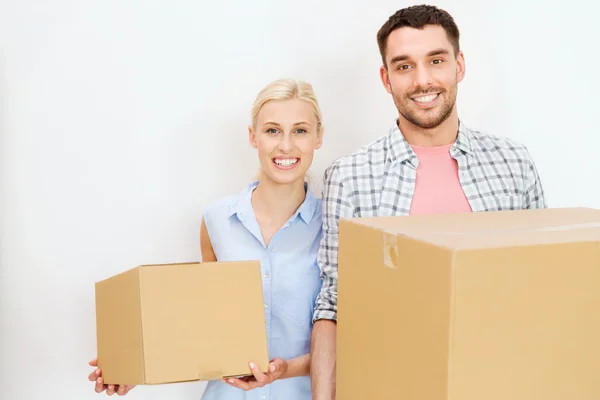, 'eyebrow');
389,48,450,65
263,121,312,127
